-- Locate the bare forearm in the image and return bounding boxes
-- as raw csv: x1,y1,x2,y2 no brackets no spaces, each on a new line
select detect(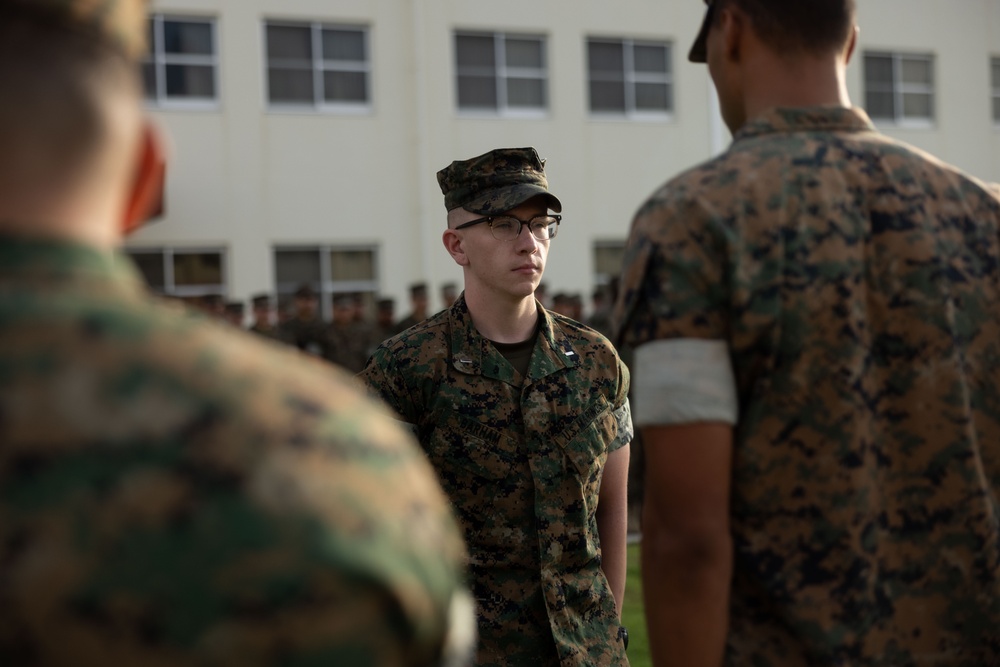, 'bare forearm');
641,514,732,667
596,499,628,617
597,444,630,617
